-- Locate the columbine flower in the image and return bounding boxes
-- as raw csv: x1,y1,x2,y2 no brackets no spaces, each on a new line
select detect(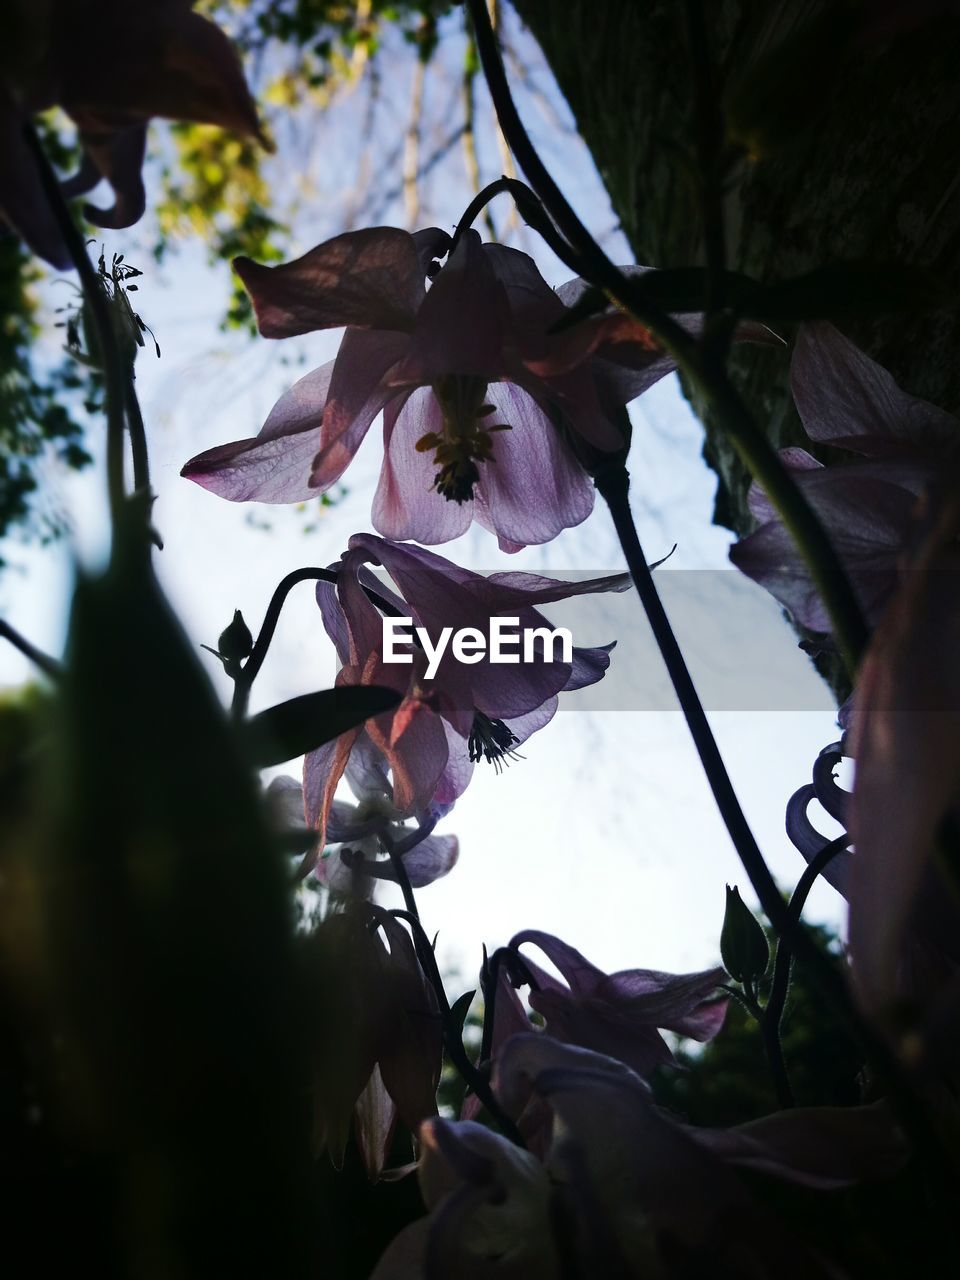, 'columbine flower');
302,902,442,1180
1,0,263,268
302,534,628,848
730,322,959,632
266,738,458,890
181,226,688,550
372,1035,907,1278
481,929,727,1084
